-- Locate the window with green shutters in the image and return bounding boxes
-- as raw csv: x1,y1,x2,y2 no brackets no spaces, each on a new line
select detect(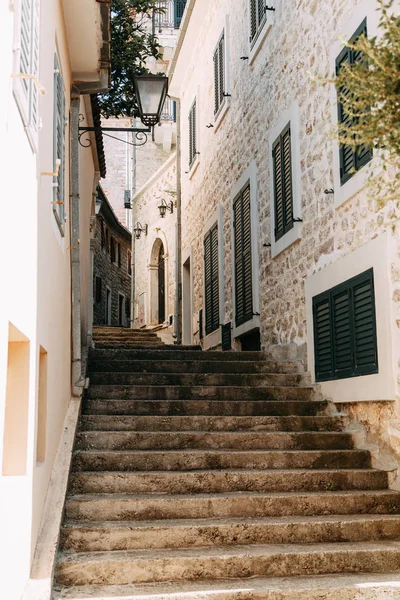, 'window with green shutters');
213,32,225,117
313,268,378,382
188,99,197,169
250,0,267,48
272,123,293,242
204,224,219,336
336,19,372,186
53,53,66,232
233,184,253,328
